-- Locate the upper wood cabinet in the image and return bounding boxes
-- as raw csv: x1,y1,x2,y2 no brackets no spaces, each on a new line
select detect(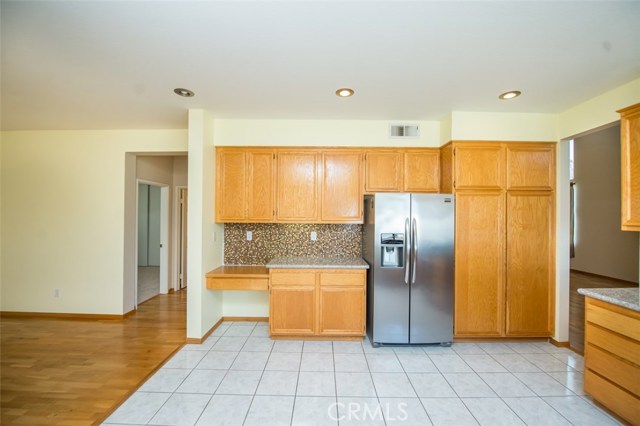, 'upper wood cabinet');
216,148,275,222
365,150,403,192
506,144,555,191
403,150,440,193
619,103,640,231
321,151,363,223
276,150,320,222
454,144,505,190
364,149,441,193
